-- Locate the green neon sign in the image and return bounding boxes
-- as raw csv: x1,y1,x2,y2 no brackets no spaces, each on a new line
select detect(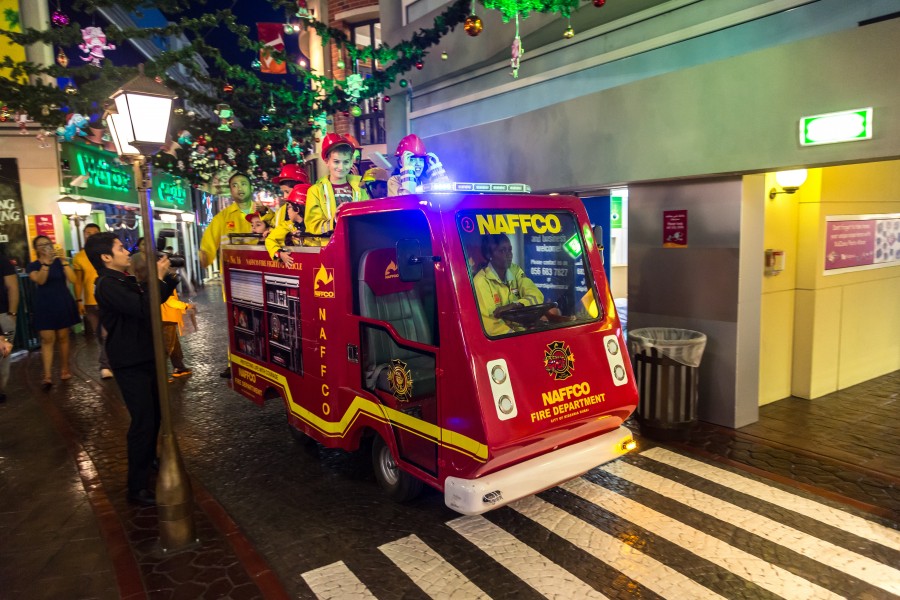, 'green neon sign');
153,172,189,210
800,108,872,146
610,196,623,229
60,143,136,204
